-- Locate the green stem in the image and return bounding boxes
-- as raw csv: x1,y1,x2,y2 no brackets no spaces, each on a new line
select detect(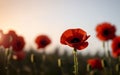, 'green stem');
106,41,111,58
5,48,12,75
40,50,46,75
30,53,37,75
102,42,108,75
119,56,120,62
103,41,113,75
73,48,78,75
102,42,105,57
57,58,63,75
103,42,108,57
107,41,113,75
